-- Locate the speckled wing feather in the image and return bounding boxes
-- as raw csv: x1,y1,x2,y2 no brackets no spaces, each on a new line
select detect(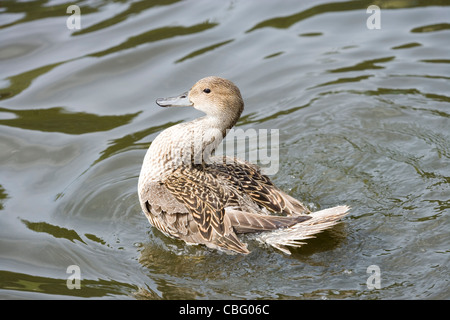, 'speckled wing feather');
164,166,249,254
206,157,310,215
139,181,190,237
